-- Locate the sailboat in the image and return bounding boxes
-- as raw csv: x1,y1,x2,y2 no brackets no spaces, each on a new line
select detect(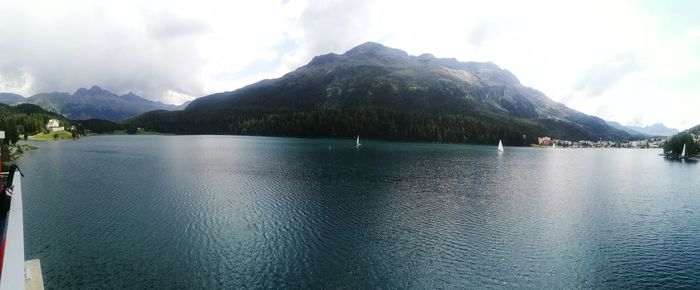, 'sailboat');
681,143,687,158
552,142,556,148
356,135,361,147
498,140,504,152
